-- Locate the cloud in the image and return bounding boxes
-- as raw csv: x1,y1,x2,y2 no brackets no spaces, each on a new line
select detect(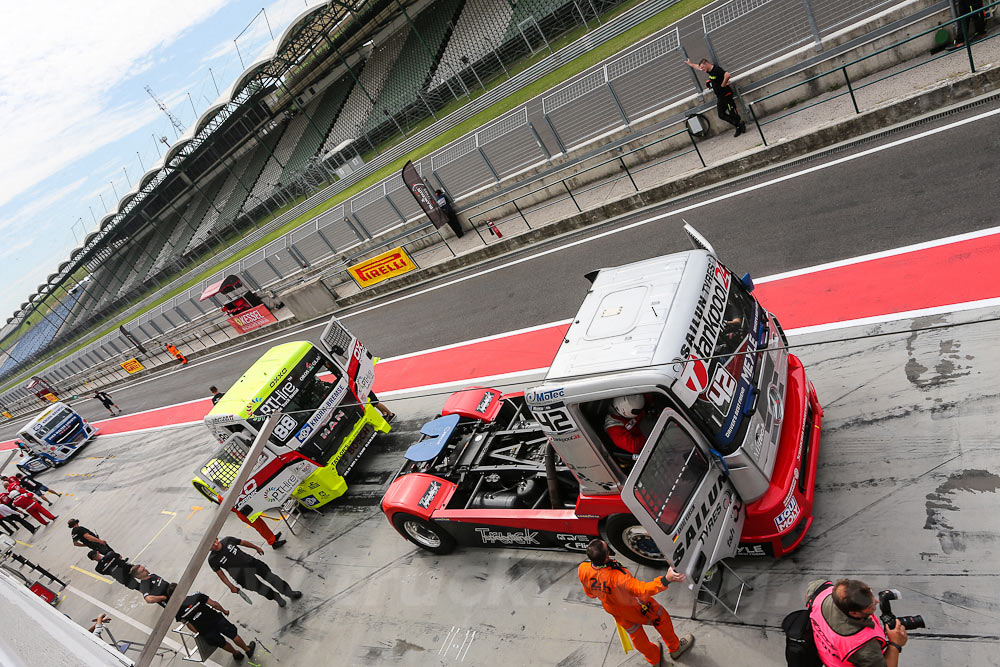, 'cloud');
0,176,87,234
0,238,35,261
0,0,232,209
